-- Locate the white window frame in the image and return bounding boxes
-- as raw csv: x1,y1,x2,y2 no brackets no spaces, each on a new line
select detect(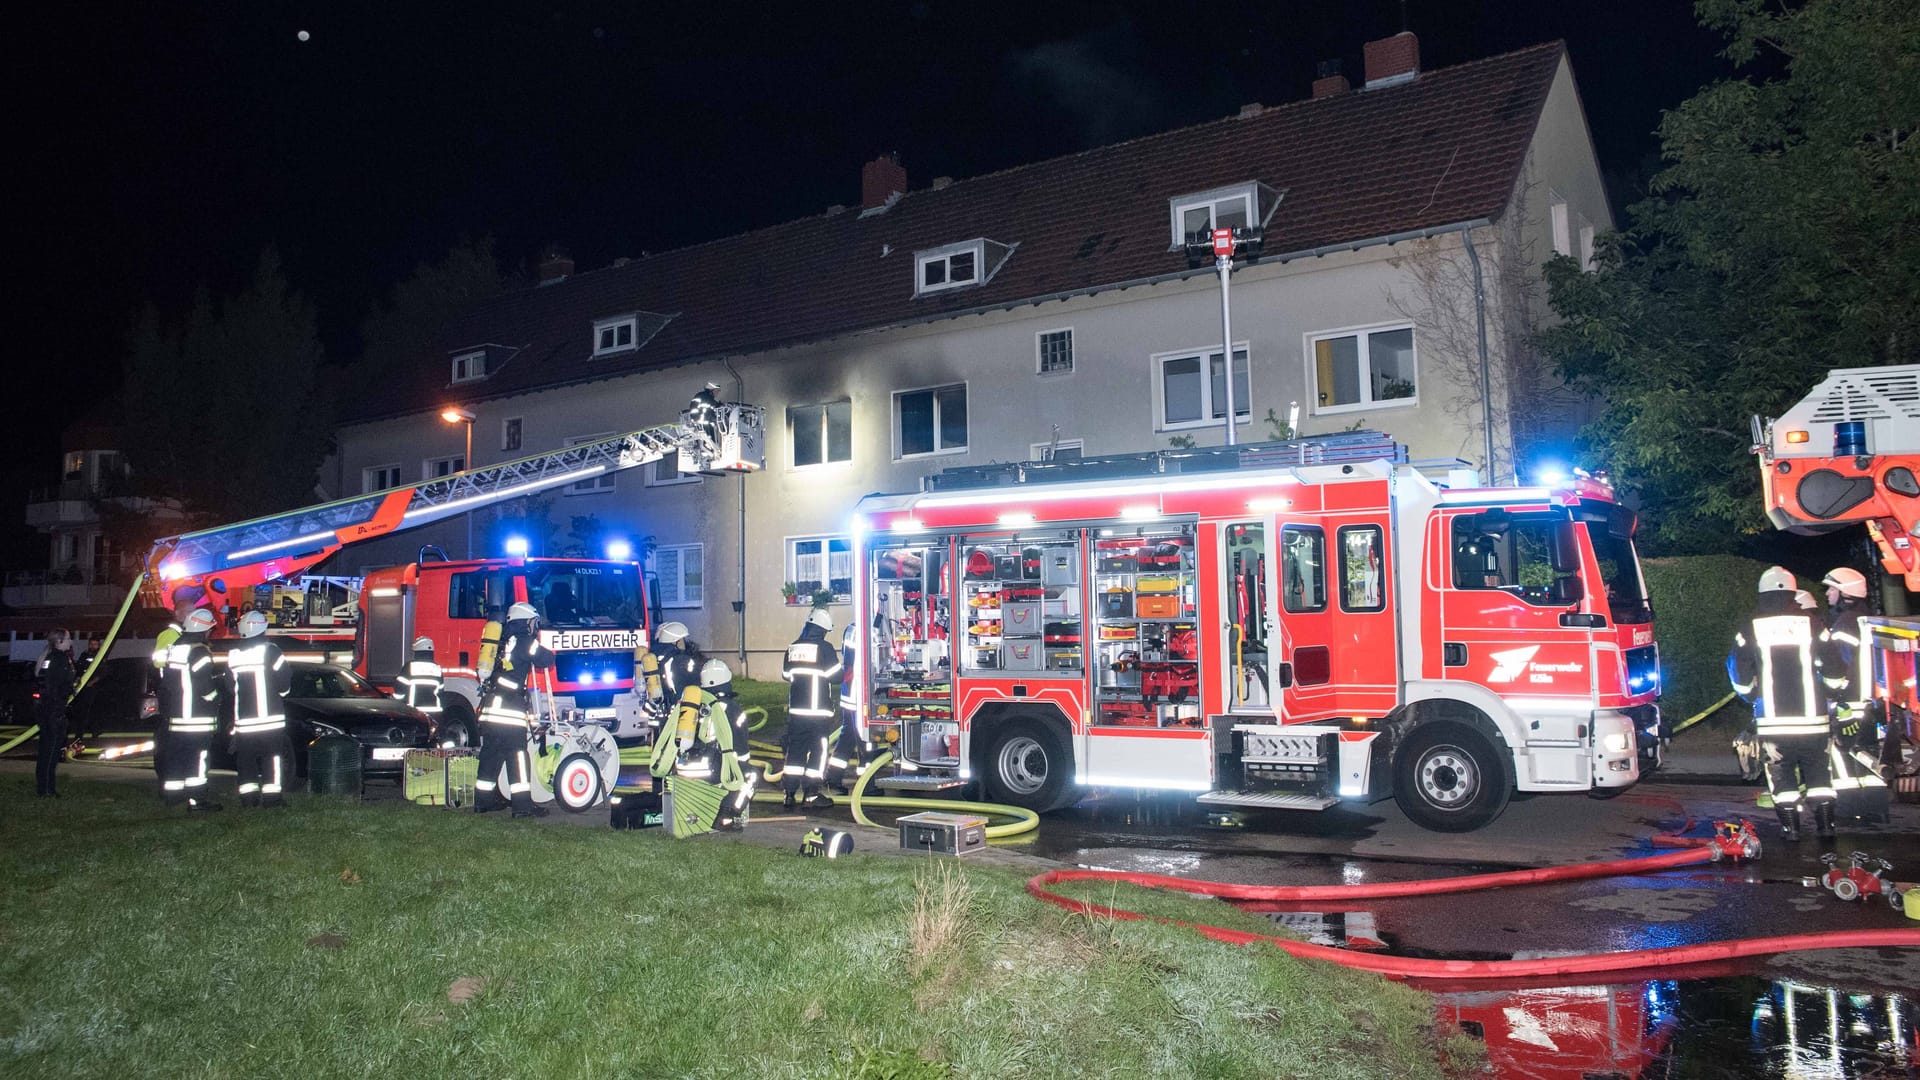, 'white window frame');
593,315,638,357
1304,322,1420,416
501,416,523,453
451,350,487,384
423,454,464,480
892,382,970,460
784,535,854,605
1036,327,1075,376
362,464,402,493
1577,217,1595,272
1167,182,1259,249
1151,343,1253,432
789,400,853,470
564,435,616,495
1031,439,1084,463
652,544,704,609
1550,192,1572,257
645,454,702,488
915,240,986,296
